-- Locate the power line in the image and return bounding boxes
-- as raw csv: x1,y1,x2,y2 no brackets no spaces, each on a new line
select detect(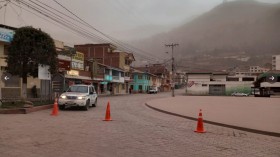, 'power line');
39,0,161,62
10,1,102,43
52,0,165,61
12,0,162,63
9,2,26,26
17,0,118,43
